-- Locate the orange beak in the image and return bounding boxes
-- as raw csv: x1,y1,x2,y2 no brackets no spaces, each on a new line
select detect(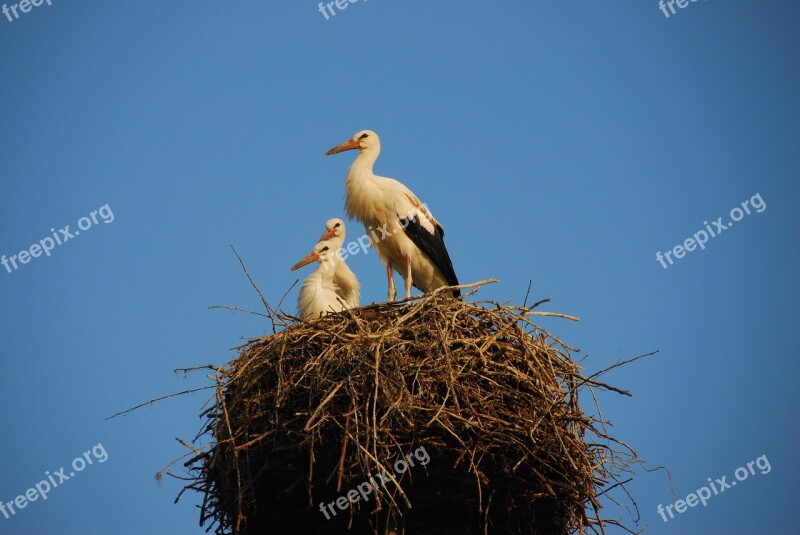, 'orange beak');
325,139,360,156
290,251,320,271
318,228,336,242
